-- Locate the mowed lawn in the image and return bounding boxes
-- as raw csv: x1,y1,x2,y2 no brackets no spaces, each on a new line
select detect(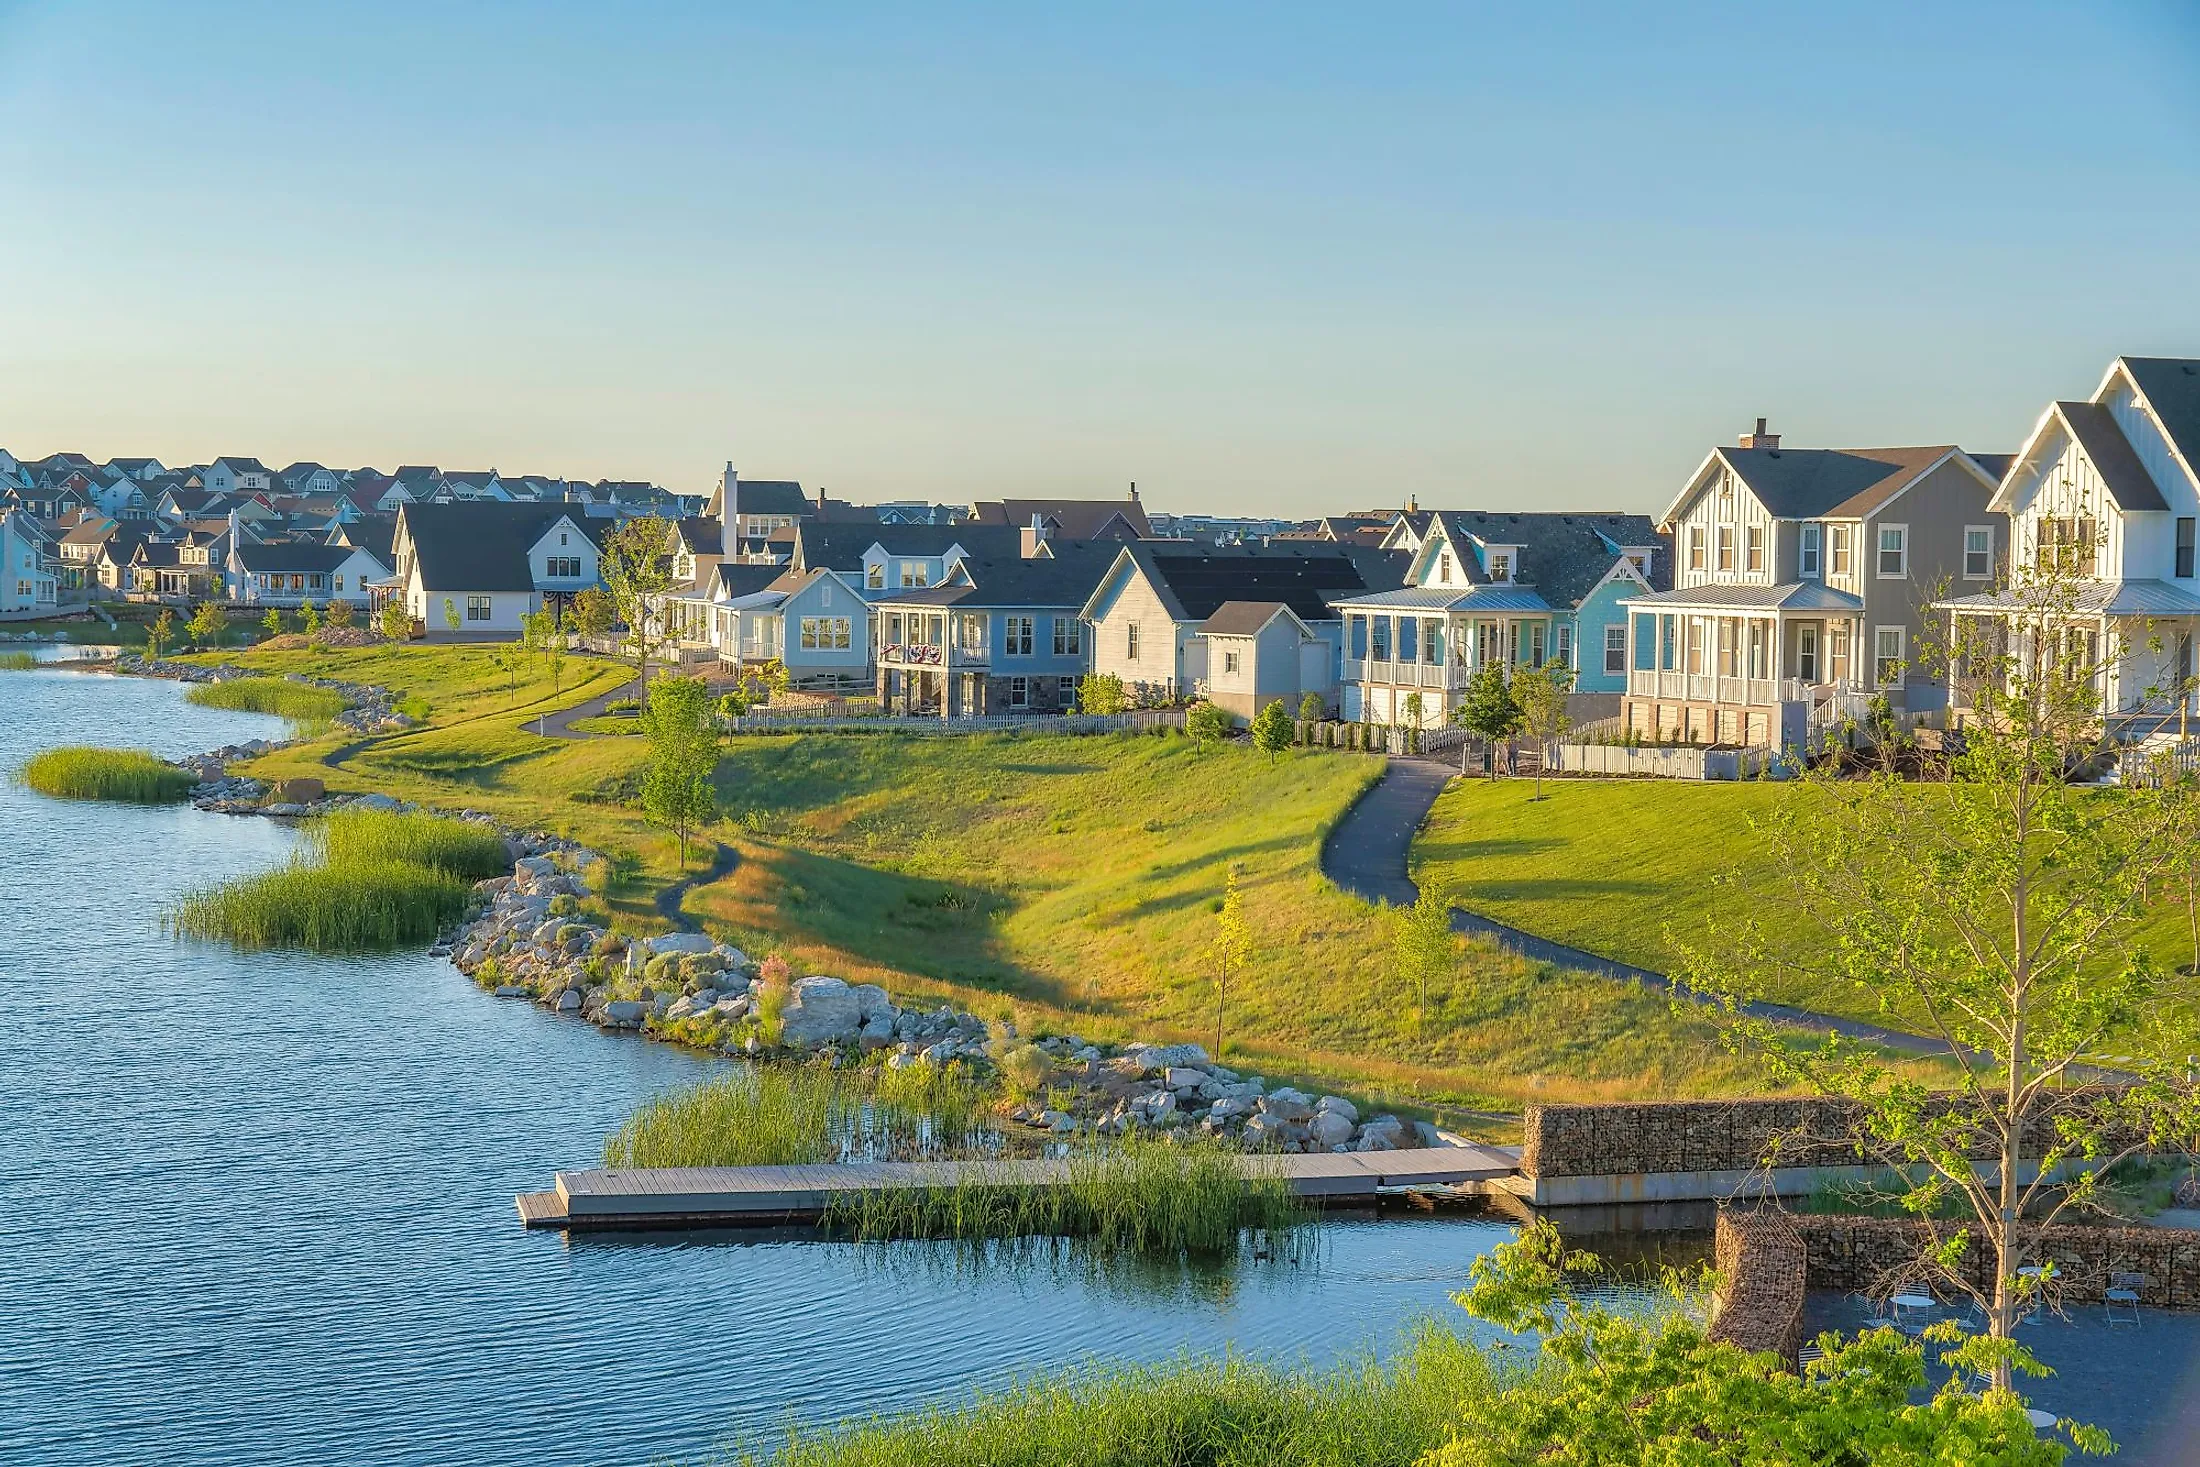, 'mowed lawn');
186,645,1784,1114
1414,777,2200,1041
